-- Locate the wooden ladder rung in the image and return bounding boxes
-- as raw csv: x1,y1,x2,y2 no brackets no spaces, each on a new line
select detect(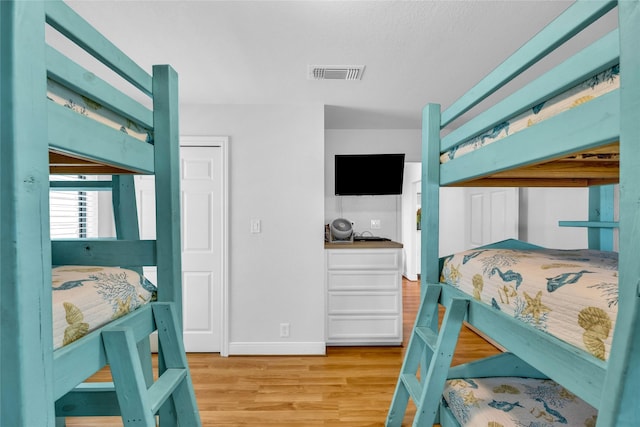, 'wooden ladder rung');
414,326,438,351
400,374,422,403
148,368,188,414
